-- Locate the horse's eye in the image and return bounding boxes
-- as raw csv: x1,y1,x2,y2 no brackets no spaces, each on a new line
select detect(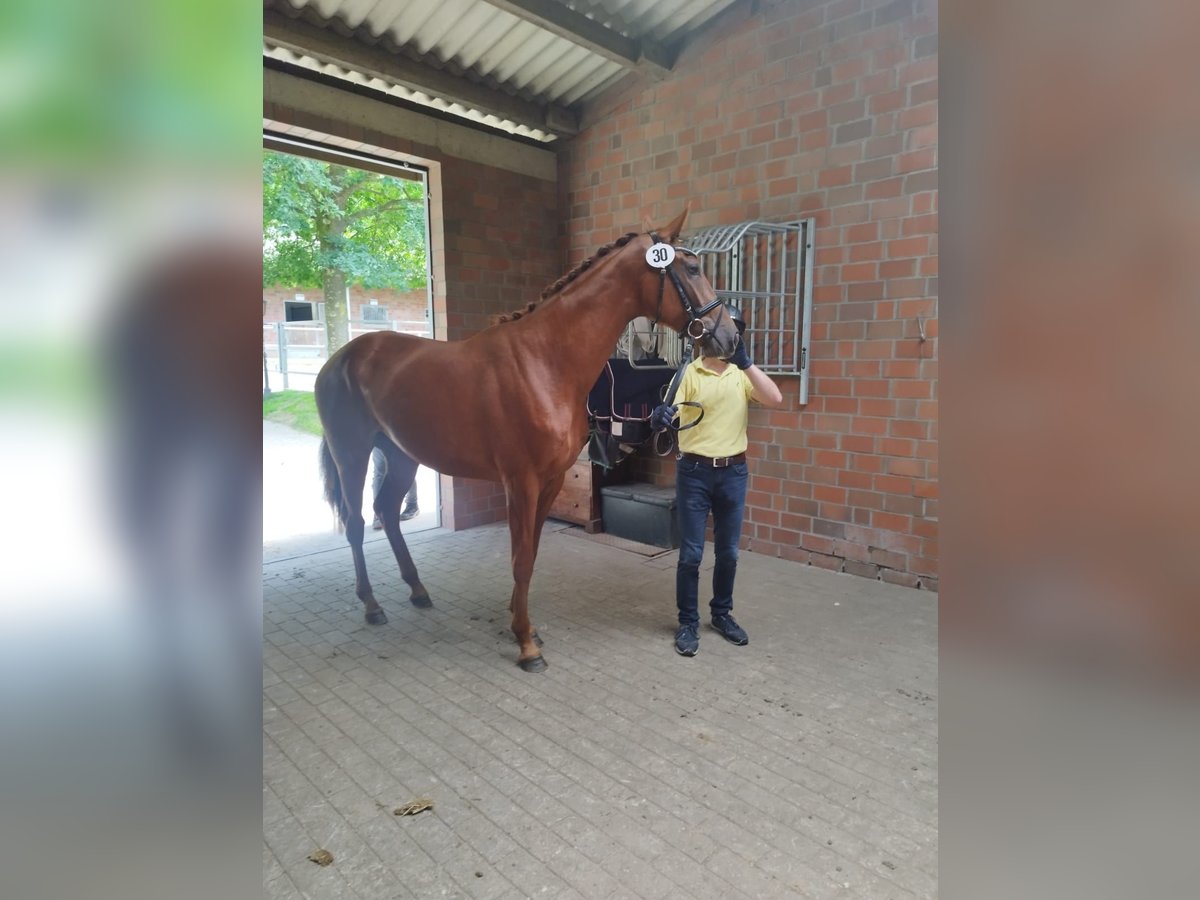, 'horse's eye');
687,264,700,276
